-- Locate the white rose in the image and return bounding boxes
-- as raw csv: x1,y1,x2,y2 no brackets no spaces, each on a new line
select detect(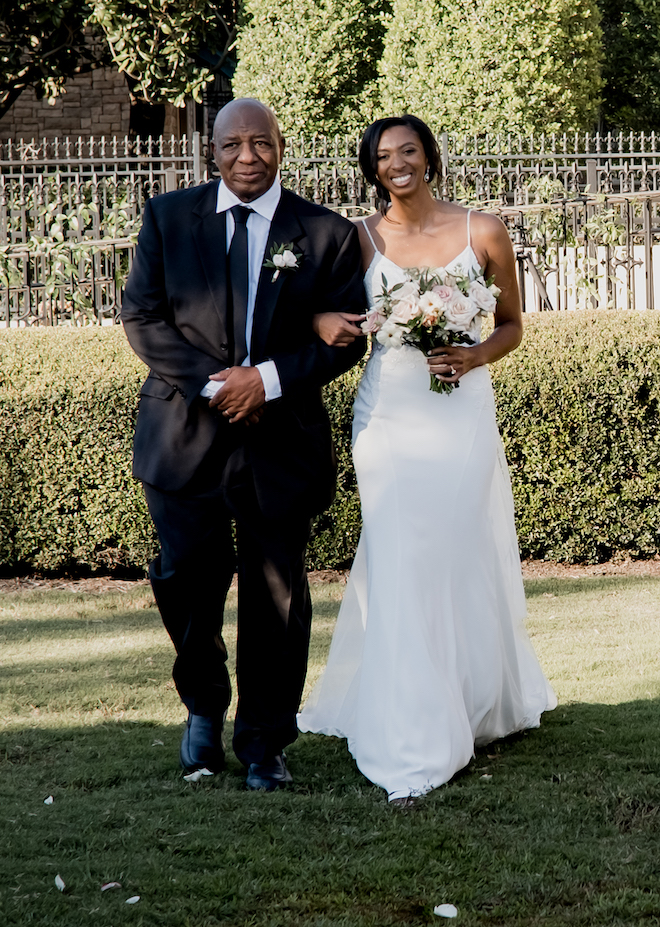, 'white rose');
375,316,406,348
394,280,420,301
375,279,418,302
444,292,478,332
468,280,497,314
273,249,298,269
391,294,421,323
